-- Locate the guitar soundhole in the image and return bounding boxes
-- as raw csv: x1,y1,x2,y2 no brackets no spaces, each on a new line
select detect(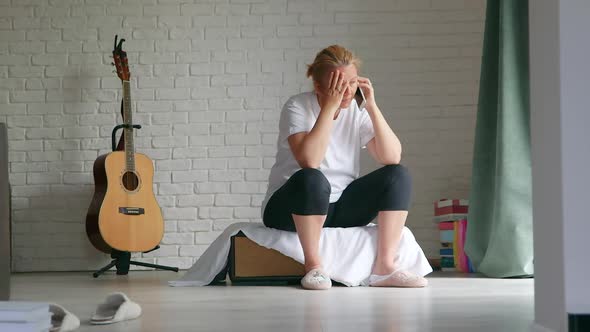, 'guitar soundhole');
121,171,139,191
